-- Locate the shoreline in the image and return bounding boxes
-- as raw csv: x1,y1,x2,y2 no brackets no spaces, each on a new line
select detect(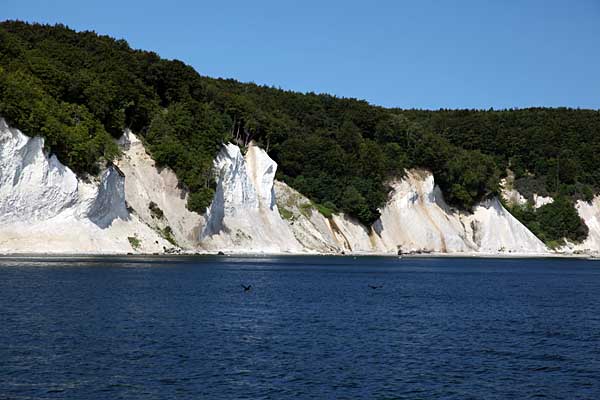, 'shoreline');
0,251,597,260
